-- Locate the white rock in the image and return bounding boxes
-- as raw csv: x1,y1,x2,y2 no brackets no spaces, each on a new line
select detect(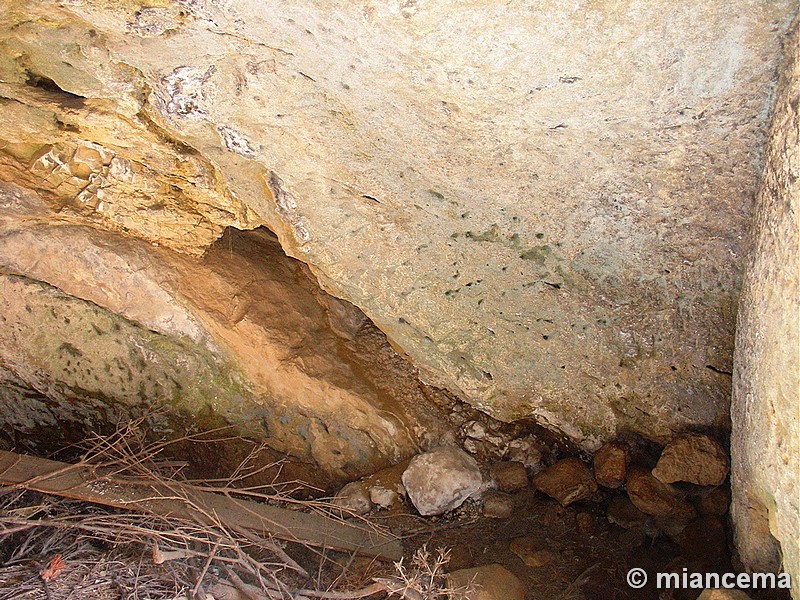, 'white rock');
463,437,480,455
369,485,398,509
506,436,545,473
464,420,487,439
401,446,483,516
333,481,372,515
